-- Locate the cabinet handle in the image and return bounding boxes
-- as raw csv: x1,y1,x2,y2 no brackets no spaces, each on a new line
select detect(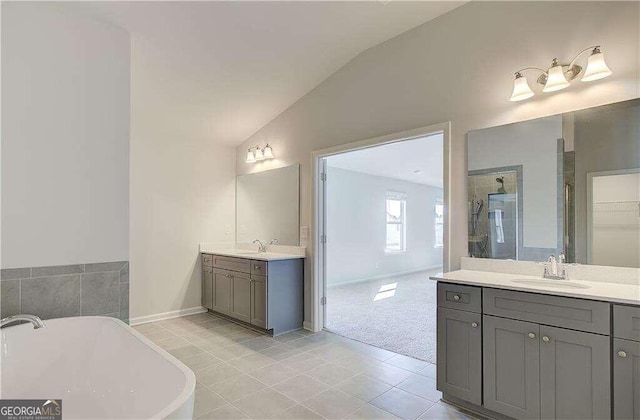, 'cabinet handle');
528,333,536,339
453,295,460,301
254,265,260,270
471,322,478,328
542,336,550,342
618,350,628,358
